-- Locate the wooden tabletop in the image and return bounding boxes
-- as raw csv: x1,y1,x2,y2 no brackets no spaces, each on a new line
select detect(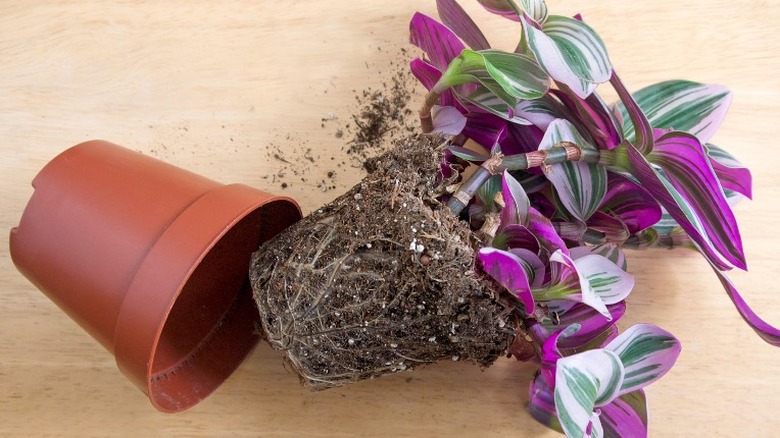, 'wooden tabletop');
2,1,779,436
